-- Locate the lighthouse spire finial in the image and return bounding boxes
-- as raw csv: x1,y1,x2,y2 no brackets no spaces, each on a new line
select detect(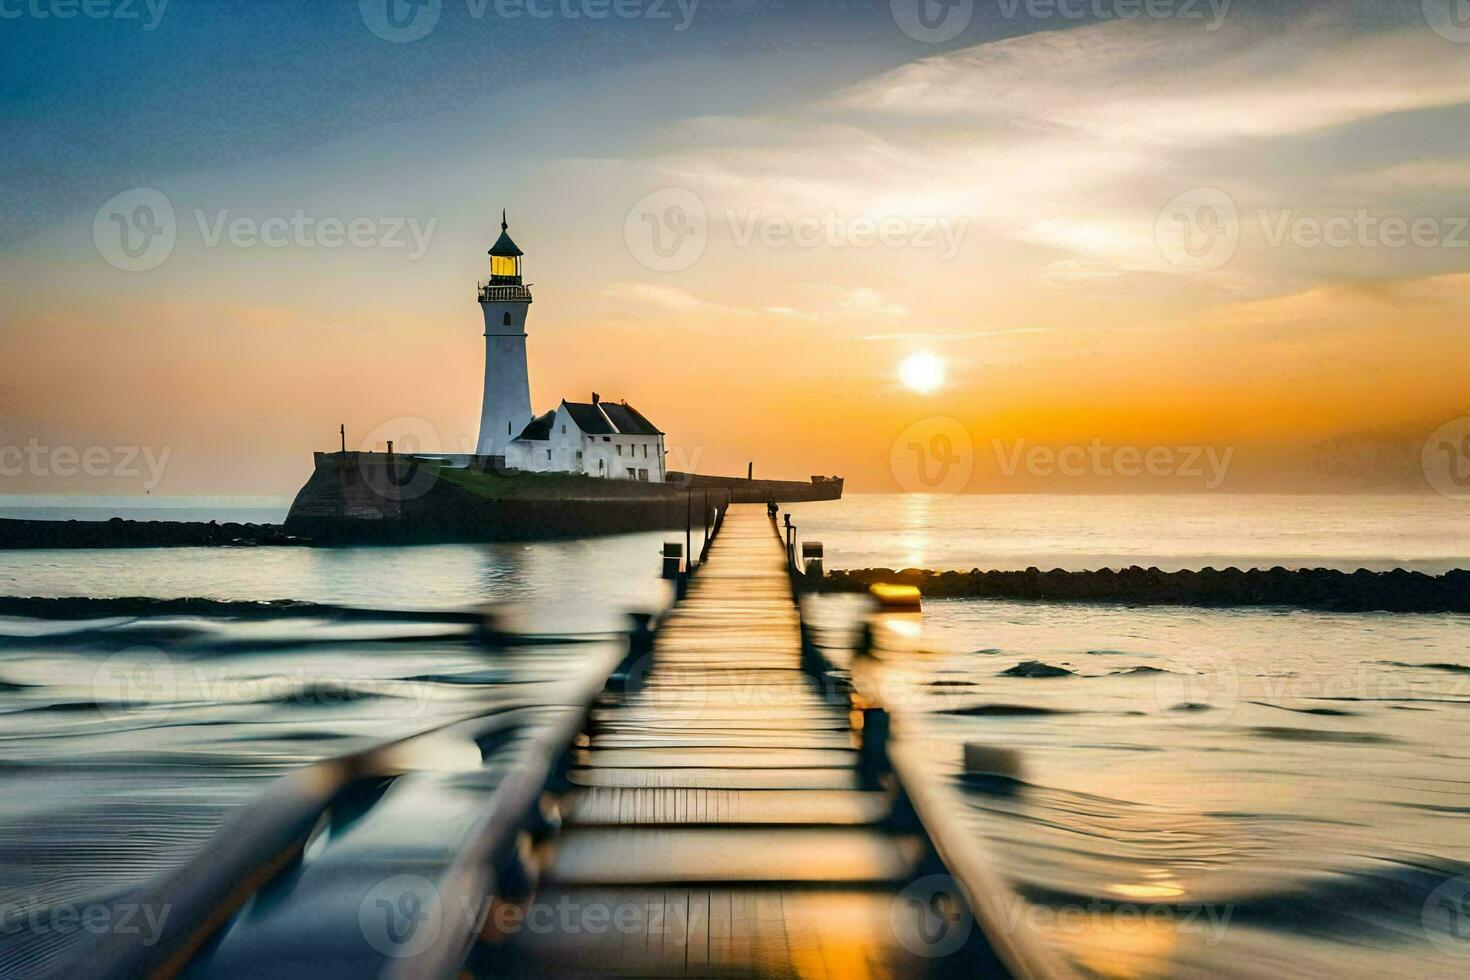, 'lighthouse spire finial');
501,209,508,232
